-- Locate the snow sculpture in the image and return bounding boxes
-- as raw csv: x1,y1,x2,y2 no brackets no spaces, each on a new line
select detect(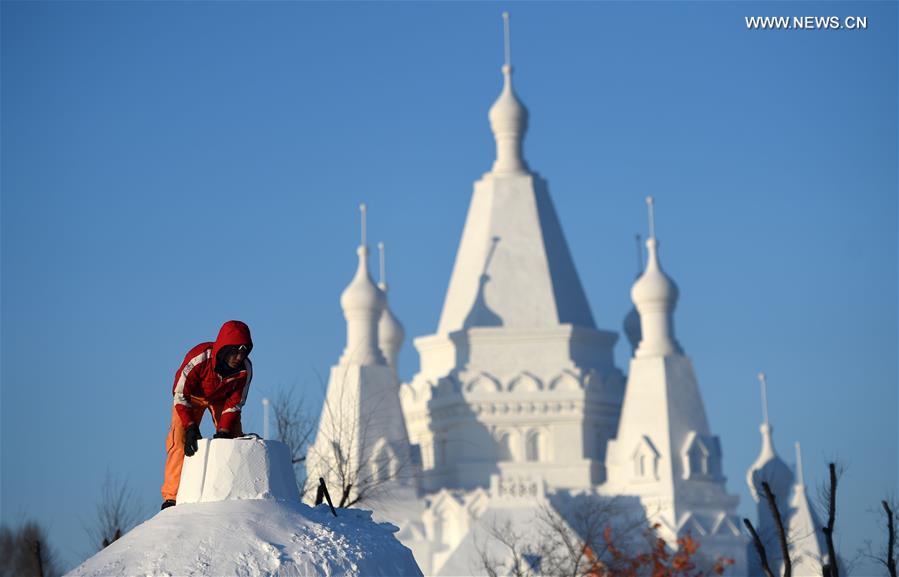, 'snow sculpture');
177,437,299,503
66,437,423,577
